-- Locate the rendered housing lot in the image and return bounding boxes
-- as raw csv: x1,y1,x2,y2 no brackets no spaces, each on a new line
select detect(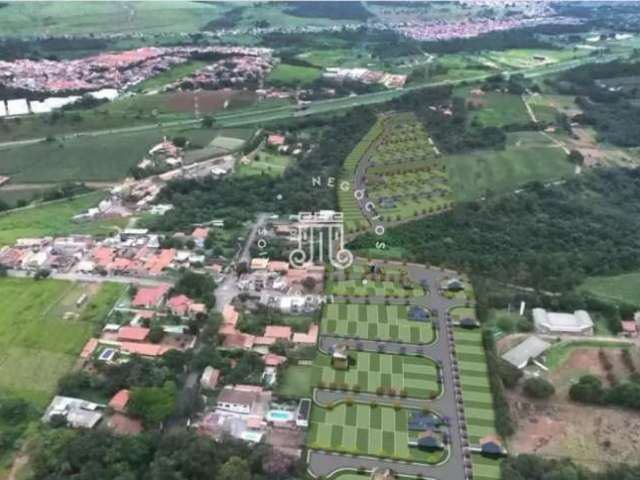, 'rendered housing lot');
2,2,640,480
